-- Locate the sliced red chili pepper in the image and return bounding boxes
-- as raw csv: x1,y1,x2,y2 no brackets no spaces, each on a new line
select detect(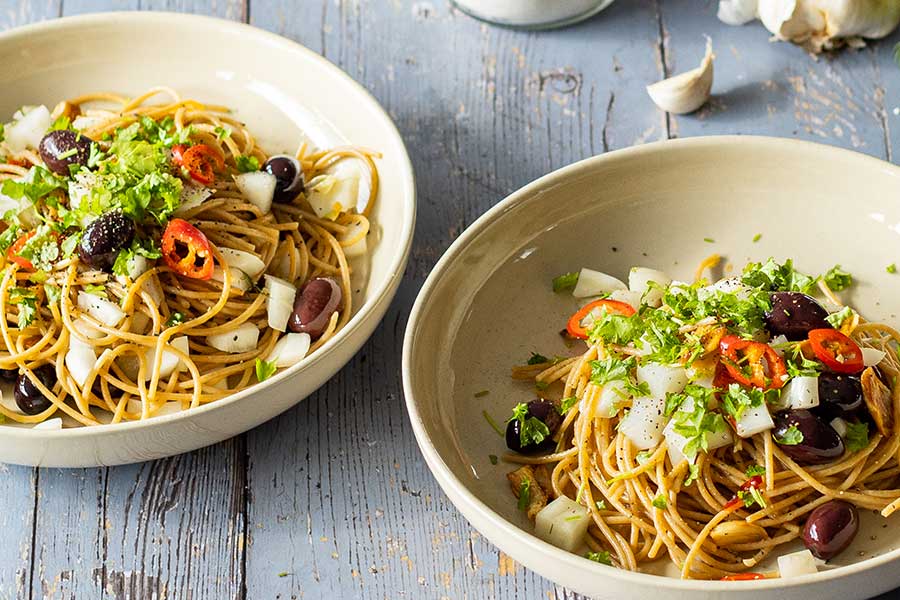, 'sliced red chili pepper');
172,144,224,185
6,231,36,270
808,328,864,374
719,335,787,390
721,572,767,581
566,299,636,340
161,218,214,280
